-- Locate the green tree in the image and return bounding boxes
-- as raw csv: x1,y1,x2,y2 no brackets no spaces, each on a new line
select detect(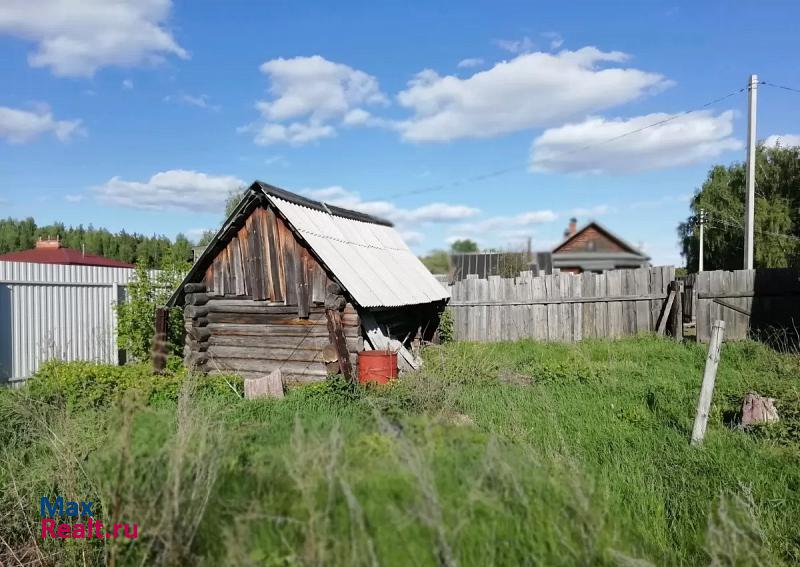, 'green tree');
678,144,800,271
420,249,450,274
450,239,479,253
